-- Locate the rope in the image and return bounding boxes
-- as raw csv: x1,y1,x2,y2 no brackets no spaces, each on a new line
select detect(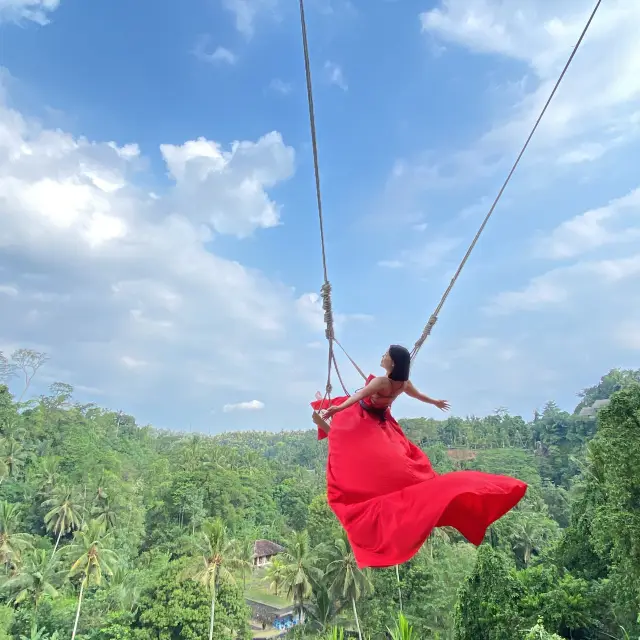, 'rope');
298,0,335,398
334,337,367,381
411,0,603,361
299,0,365,396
